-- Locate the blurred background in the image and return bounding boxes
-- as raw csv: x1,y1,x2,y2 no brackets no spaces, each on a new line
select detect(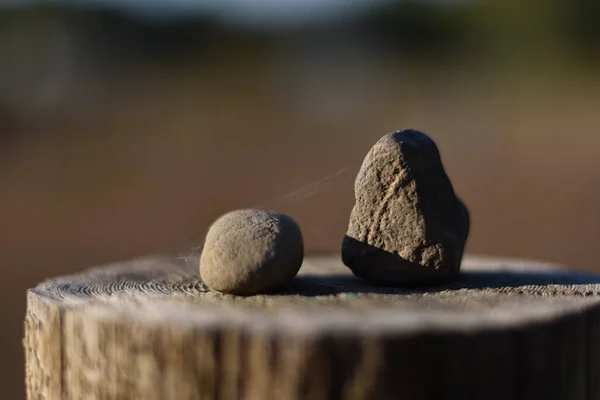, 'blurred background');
2,0,600,397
